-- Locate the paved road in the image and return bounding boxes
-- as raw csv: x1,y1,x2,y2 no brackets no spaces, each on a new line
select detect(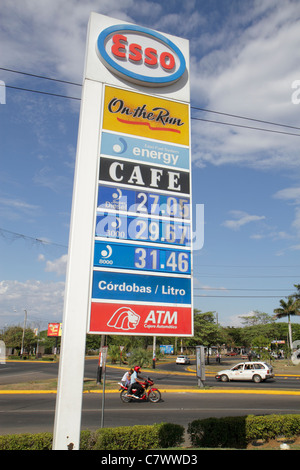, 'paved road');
0,358,300,435
1,388,300,435
1,357,300,390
